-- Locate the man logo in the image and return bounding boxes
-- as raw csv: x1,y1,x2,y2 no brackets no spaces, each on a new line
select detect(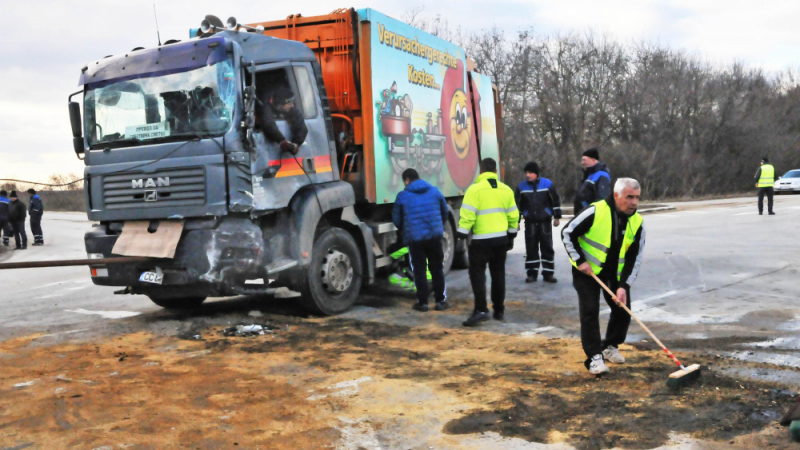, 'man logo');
144,190,158,202
132,177,170,189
